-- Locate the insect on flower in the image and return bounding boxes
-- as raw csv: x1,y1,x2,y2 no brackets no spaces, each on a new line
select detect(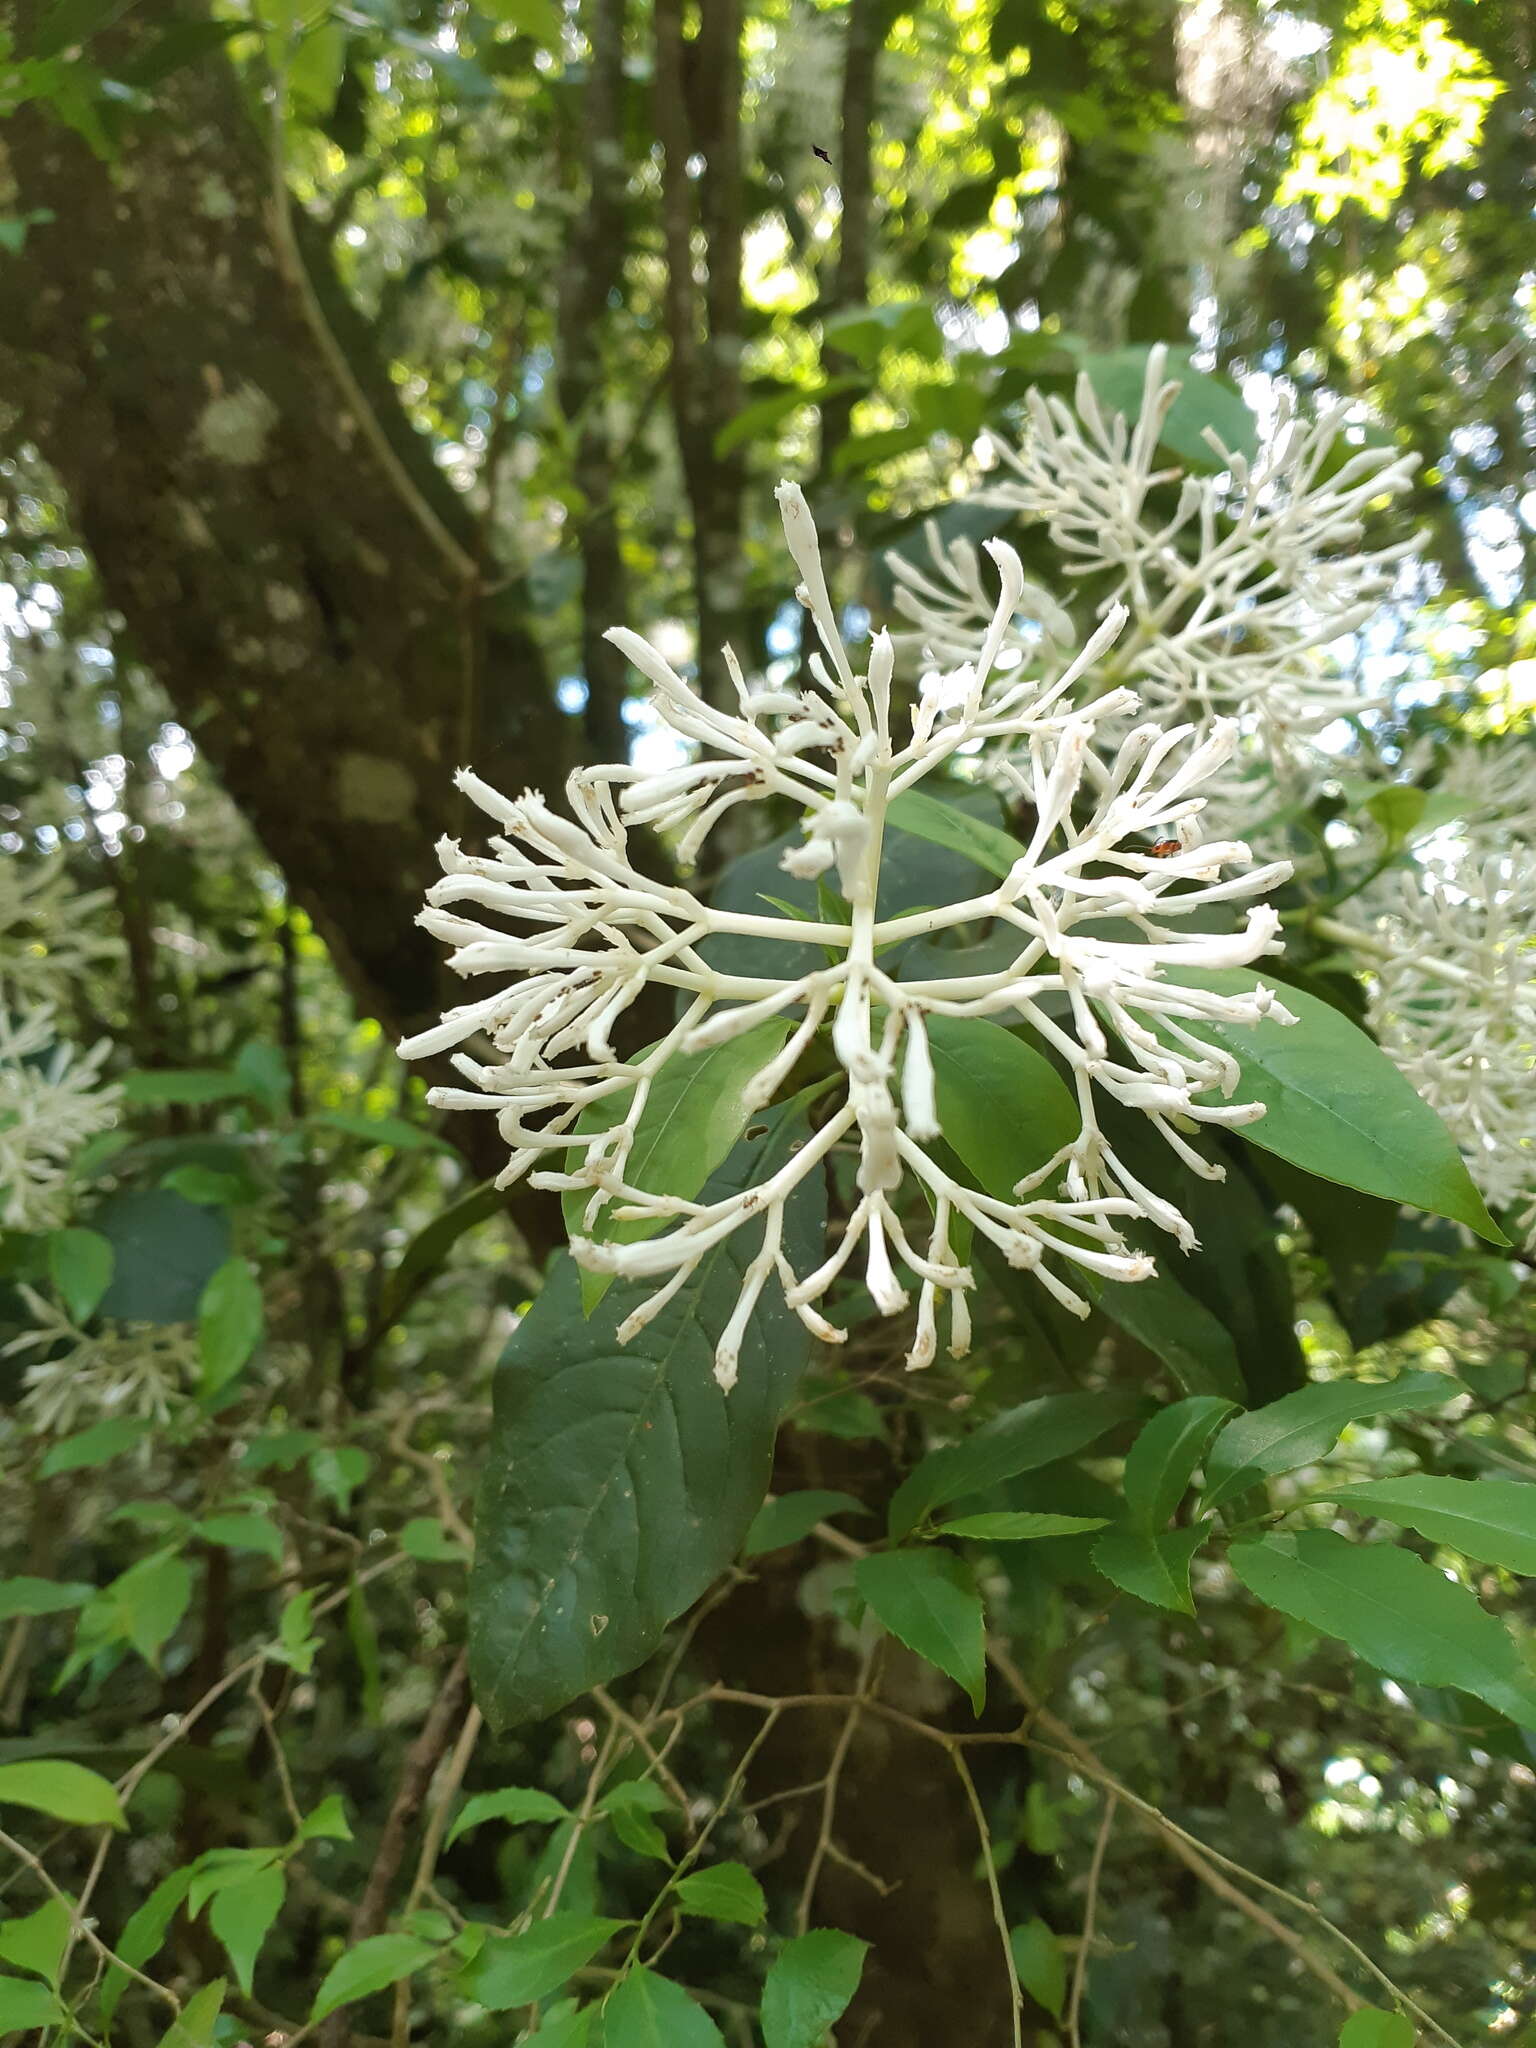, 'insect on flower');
1147,840,1182,858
